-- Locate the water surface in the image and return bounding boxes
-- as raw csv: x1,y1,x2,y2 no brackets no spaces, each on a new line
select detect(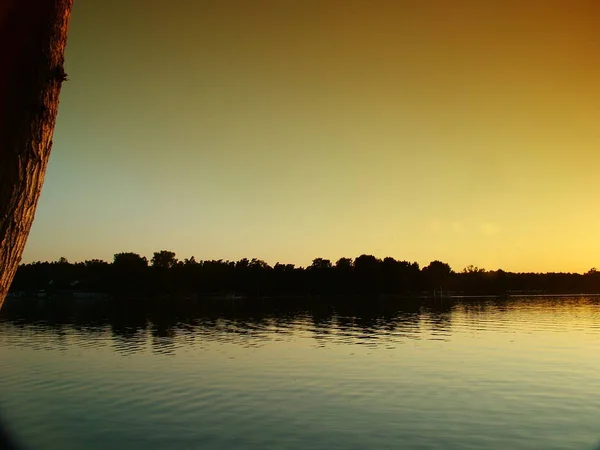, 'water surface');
1,297,600,449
